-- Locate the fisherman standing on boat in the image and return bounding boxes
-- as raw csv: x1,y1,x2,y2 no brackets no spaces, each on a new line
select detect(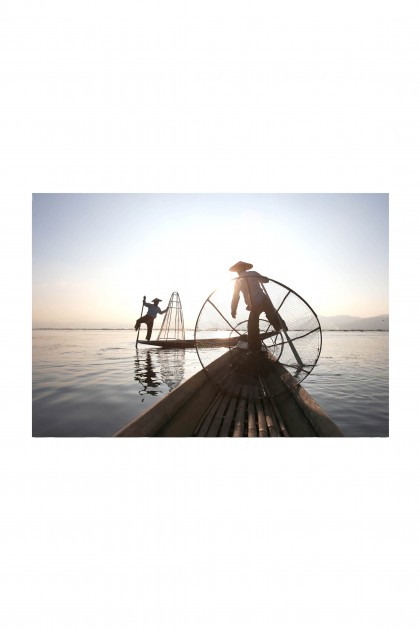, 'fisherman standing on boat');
135,297,168,342
230,261,287,351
